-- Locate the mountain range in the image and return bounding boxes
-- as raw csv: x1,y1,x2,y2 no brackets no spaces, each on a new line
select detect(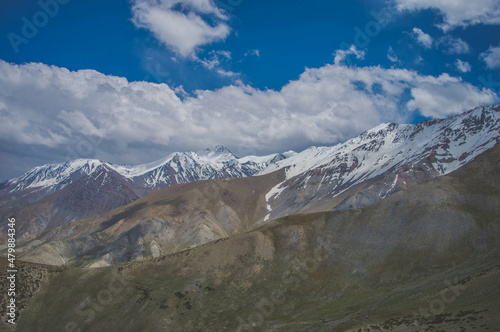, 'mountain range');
0,145,293,197
1,104,499,267
261,104,500,220
0,146,294,241
2,122,500,331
